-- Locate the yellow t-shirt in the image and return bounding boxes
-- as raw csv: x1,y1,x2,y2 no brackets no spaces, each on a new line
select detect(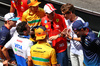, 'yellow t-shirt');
30,42,57,66
22,8,45,26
